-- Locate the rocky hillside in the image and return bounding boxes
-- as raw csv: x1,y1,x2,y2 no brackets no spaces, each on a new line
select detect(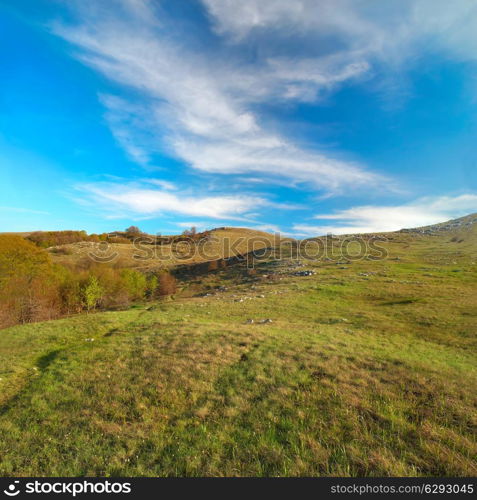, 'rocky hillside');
399,213,477,235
